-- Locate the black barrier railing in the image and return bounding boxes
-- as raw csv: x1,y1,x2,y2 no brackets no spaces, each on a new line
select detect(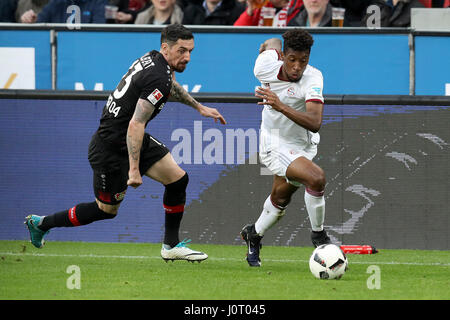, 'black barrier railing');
1,89,450,106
